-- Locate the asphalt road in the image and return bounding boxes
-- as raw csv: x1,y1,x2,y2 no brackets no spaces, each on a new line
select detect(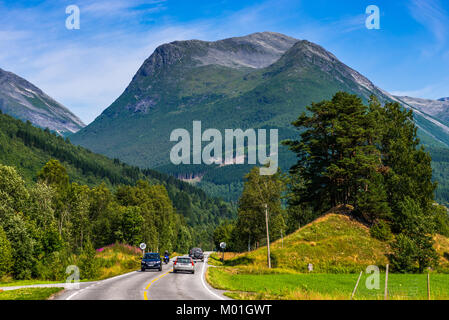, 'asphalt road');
53,252,228,300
